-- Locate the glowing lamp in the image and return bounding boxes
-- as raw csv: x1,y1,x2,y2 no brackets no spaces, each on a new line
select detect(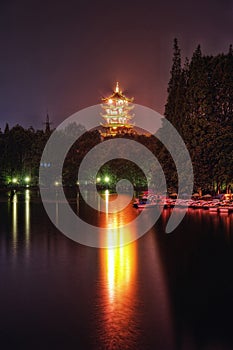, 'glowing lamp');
104,176,110,183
